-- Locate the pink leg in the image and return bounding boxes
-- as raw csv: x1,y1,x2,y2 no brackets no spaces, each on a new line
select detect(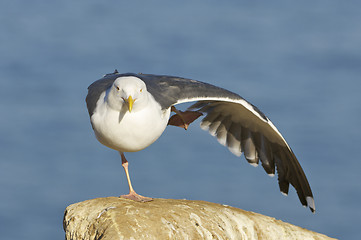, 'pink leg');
120,153,152,202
